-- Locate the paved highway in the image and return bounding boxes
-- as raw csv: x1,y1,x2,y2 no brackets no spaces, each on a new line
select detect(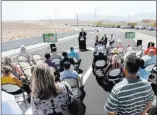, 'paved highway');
2,29,95,51
2,28,156,115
